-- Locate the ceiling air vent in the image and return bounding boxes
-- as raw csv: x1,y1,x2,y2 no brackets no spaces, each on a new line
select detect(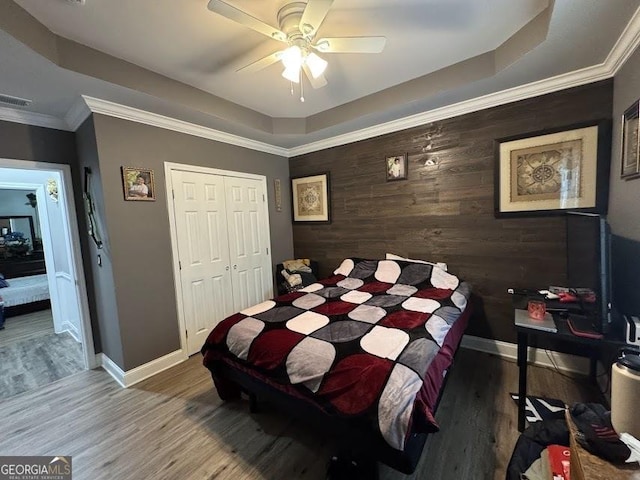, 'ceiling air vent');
66,0,86,4
0,94,32,108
